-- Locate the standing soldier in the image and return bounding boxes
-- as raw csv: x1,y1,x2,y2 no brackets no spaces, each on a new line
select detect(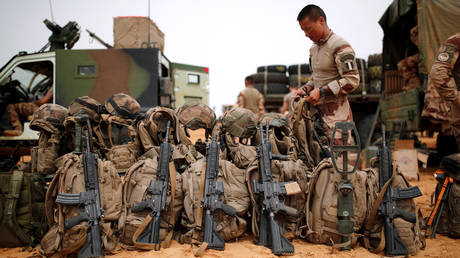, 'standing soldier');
430,32,460,147
236,75,265,120
295,5,359,144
